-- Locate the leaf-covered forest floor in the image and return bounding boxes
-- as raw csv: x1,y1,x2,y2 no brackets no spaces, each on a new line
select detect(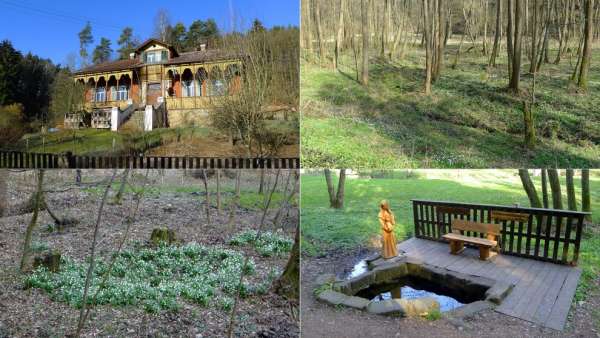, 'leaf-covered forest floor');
0,170,299,337
301,40,600,168
300,170,600,337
